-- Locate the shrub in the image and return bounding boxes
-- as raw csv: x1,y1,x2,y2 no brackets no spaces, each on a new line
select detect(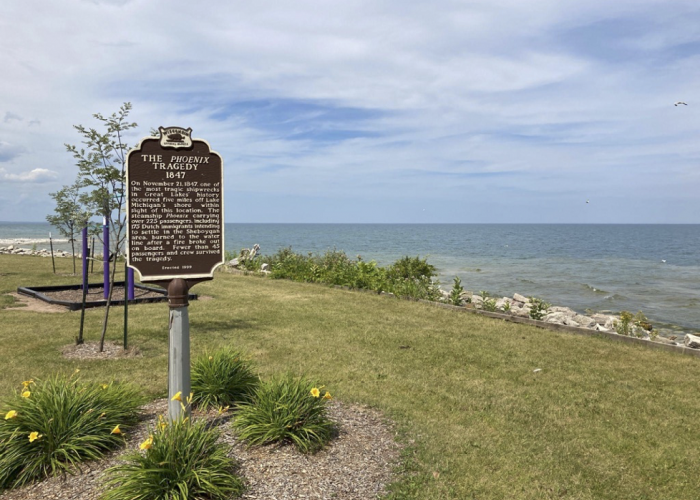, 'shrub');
190,349,258,410
102,417,244,500
482,297,498,312
633,311,653,338
528,297,551,320
385,256,436,281
448,277,464,306
614,311,633,336
0,375,143,489
233,374,335,453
